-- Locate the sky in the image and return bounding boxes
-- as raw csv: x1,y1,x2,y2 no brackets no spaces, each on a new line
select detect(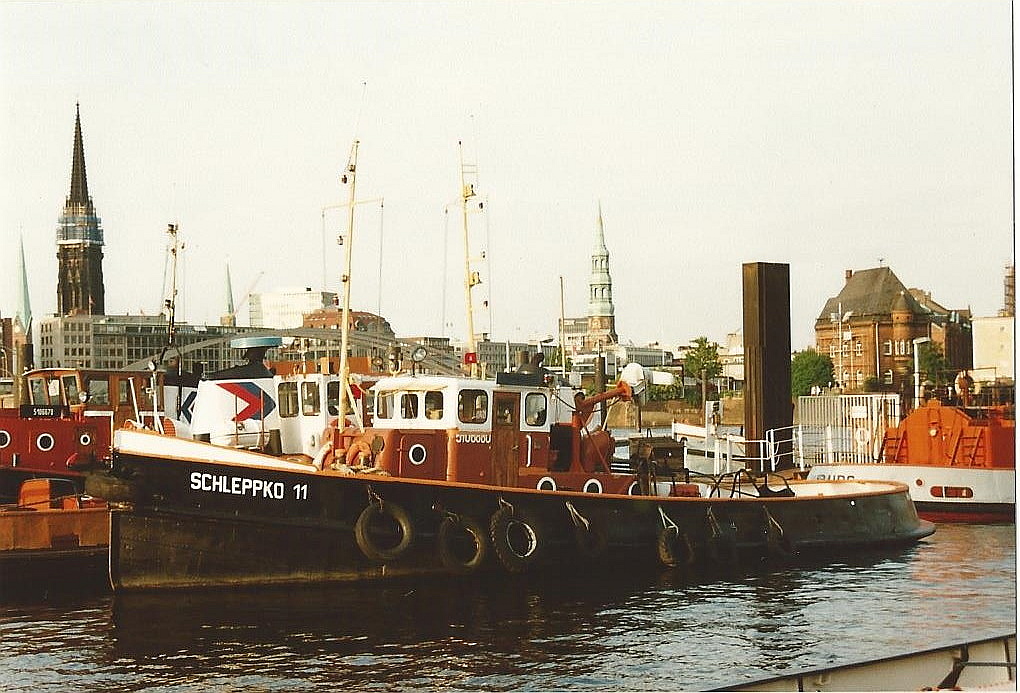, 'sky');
0,1,1014,352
